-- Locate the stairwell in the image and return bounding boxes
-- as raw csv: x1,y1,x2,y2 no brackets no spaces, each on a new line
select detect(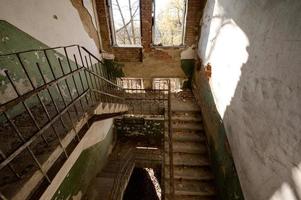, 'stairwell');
164,91,217,200
84,138,162,200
